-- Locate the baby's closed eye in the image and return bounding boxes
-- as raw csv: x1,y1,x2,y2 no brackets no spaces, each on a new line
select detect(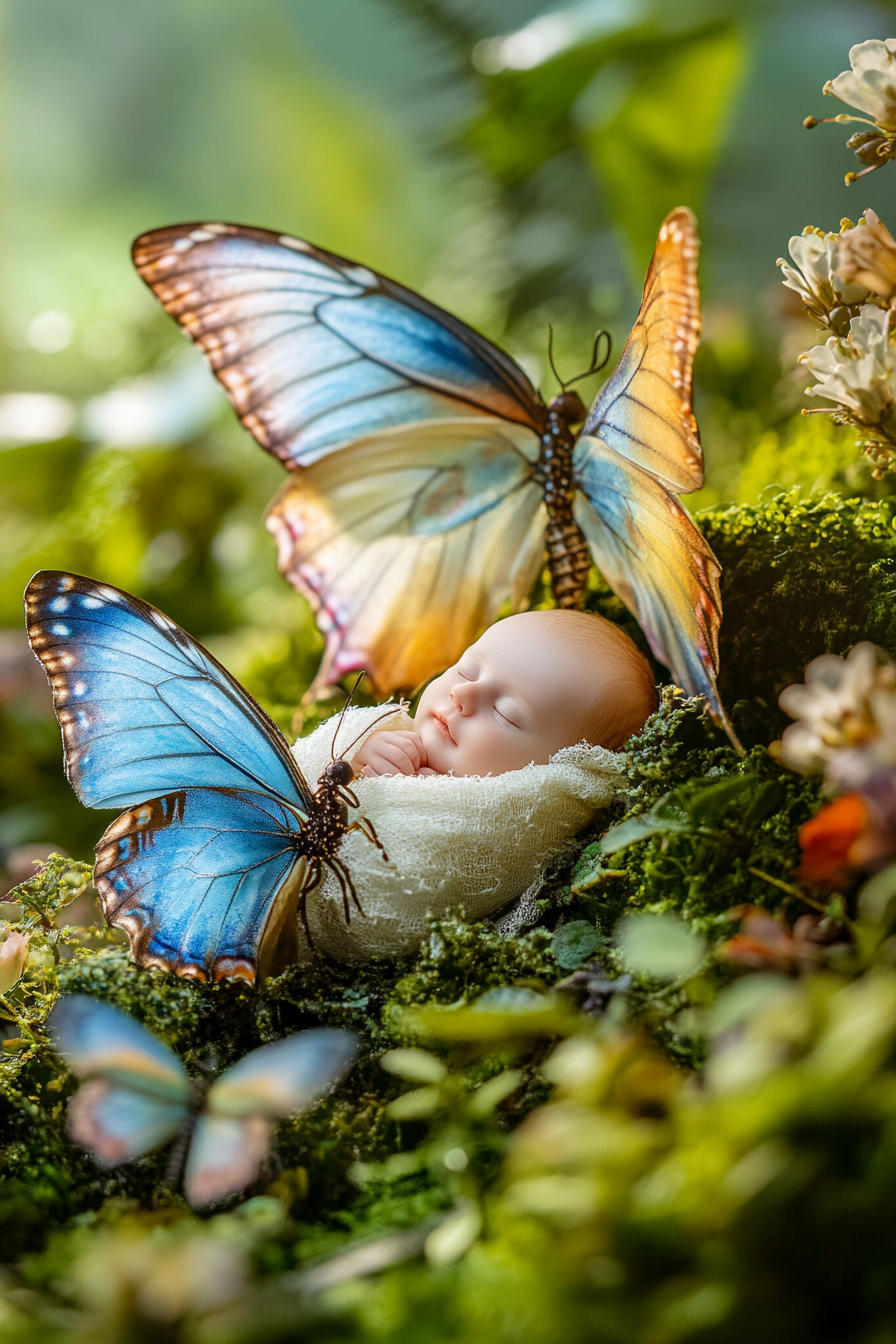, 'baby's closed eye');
494,698,521,728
